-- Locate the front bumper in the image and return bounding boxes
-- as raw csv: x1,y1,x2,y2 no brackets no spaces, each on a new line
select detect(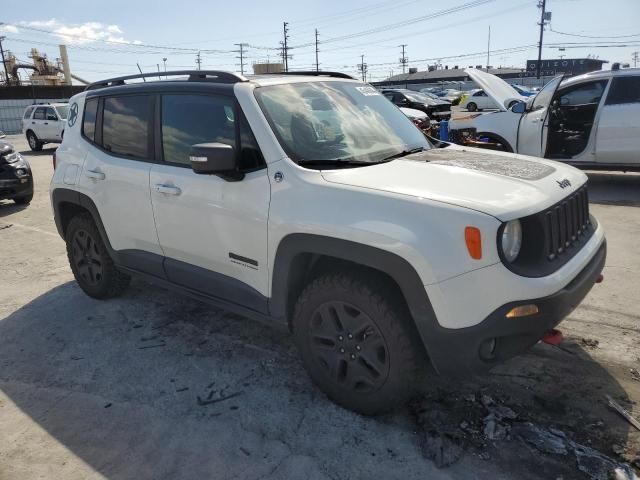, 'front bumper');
425,240,606,375
0,175,33,200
